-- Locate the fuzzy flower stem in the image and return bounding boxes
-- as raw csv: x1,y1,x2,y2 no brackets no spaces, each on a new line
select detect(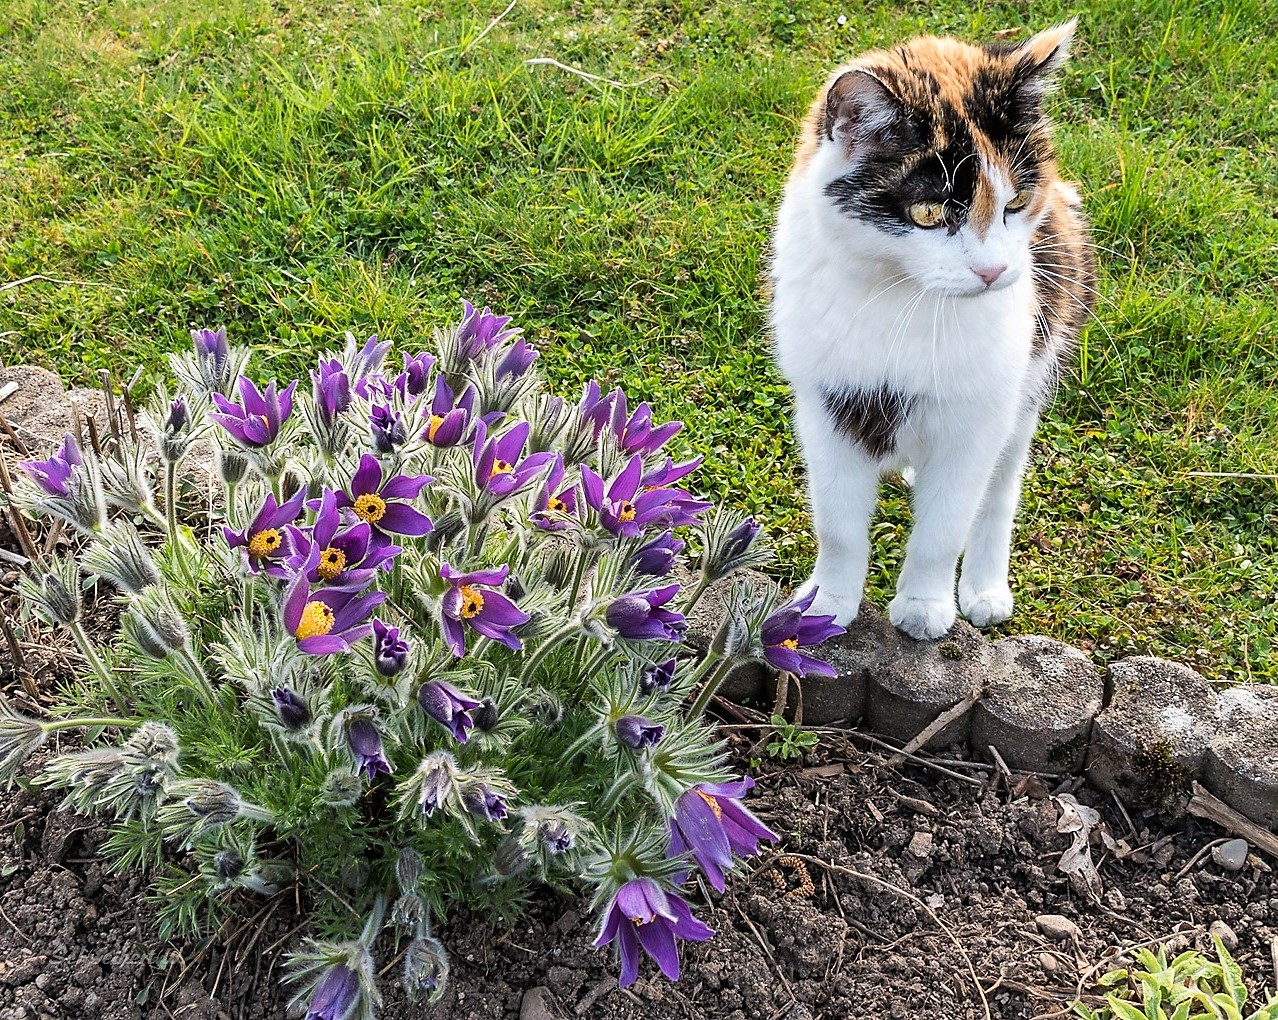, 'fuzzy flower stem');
224,480,239,529
679,575,713,619
177,646,214,699
569,545,597,603
42,716,140,733
519,622,583,684
66,619,129,710
686,653,738,720
164,459,179,539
